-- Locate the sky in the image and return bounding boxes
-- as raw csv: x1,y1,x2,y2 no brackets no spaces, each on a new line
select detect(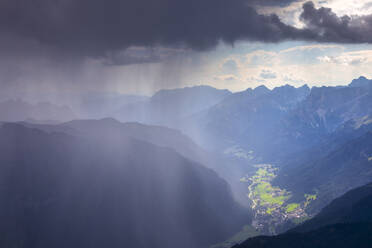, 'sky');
1,0,372,103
